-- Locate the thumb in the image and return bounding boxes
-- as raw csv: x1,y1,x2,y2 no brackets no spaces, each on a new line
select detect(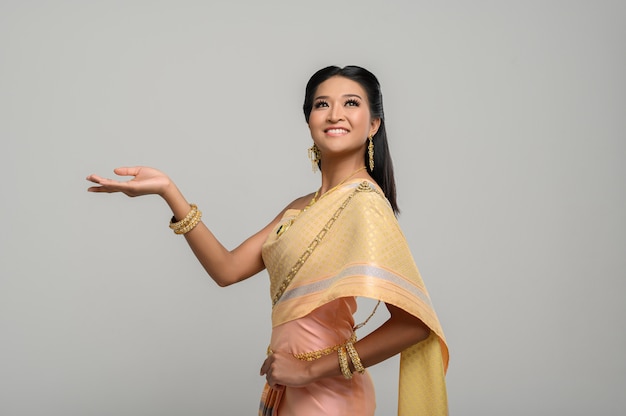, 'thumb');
260,356,271,376
113,166,141,177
